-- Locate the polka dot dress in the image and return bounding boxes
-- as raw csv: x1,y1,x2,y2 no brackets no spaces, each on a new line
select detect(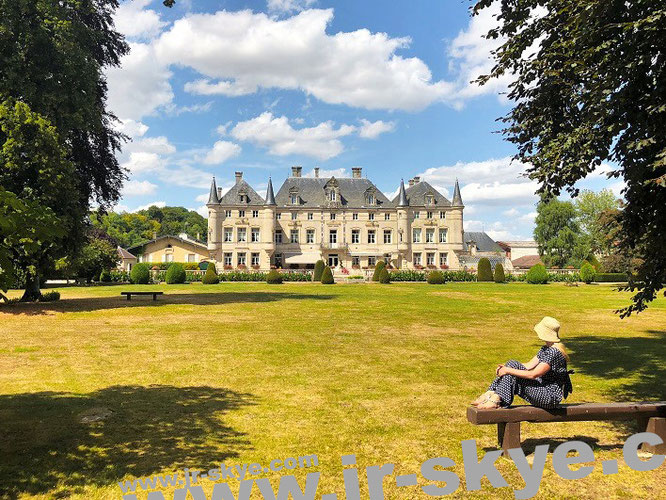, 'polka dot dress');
488,346,570,408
